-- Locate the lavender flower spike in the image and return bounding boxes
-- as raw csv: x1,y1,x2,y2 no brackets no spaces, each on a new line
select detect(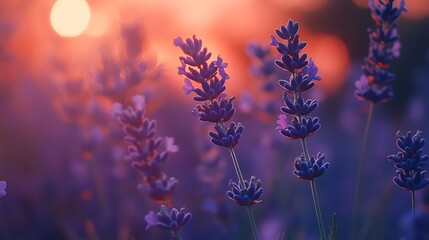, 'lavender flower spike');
271,20,326,157
272,19,329,240
227,176,263,206
116,96,192,238
388,131,429,192
114,95,179,203
145,205,192,235
388,131,428,214
176,35,261,240
293,153,330,180
0,181,6,198
209,122,244,148
355,0,407,103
